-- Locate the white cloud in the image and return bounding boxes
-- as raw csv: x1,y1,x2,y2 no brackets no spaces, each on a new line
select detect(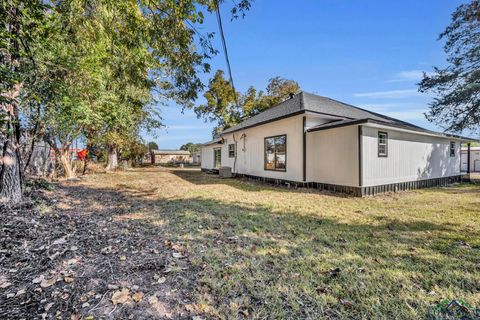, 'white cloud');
387,70,424,83
354,89,421,99
164,124,211,130
381,109,427,121
359,103,428,121
157,134,210,142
